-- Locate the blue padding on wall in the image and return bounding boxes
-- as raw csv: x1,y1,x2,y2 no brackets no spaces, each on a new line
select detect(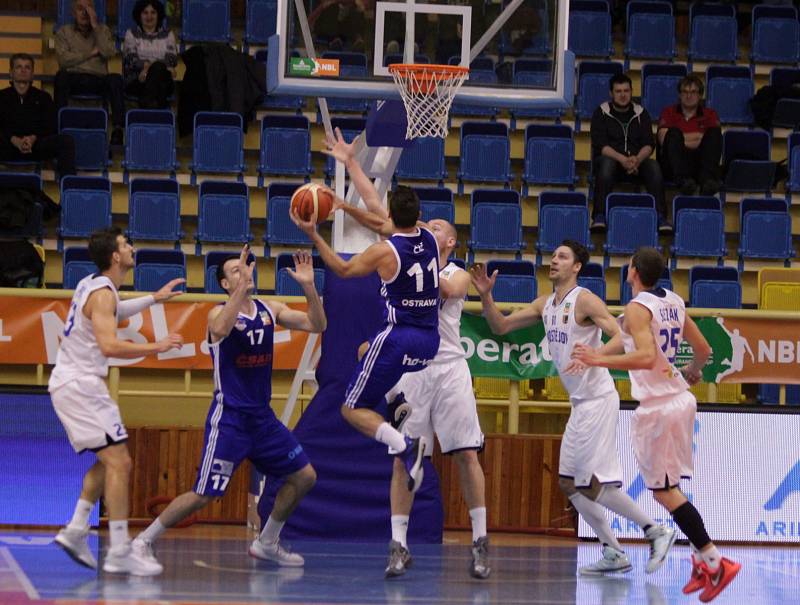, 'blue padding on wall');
259,259,444,543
